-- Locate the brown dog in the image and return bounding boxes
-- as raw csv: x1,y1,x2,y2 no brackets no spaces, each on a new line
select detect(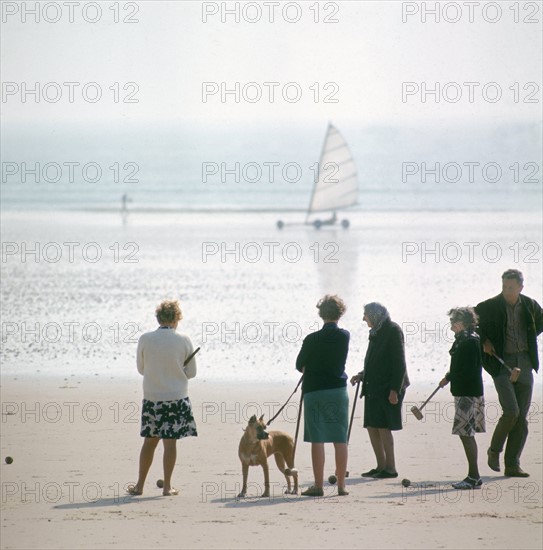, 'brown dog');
237,414,298,498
